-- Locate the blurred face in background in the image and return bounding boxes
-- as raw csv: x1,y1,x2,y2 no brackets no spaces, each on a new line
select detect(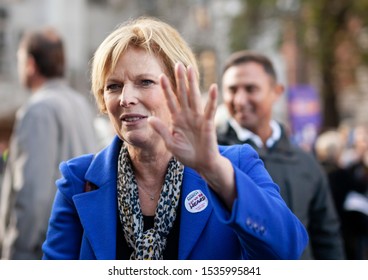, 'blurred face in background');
17,44,30,88
353,125,368,157
17,42,39,91
222,62,283,134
